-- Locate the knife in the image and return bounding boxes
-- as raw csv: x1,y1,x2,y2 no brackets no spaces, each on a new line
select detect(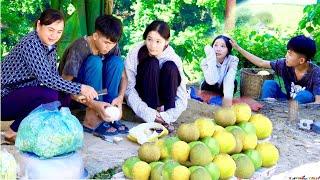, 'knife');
97,88,108,96
78,88,108,100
